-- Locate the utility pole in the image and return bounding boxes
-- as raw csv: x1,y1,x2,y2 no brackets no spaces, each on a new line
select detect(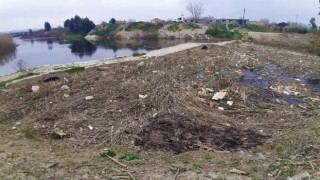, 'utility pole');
242,8,246,27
